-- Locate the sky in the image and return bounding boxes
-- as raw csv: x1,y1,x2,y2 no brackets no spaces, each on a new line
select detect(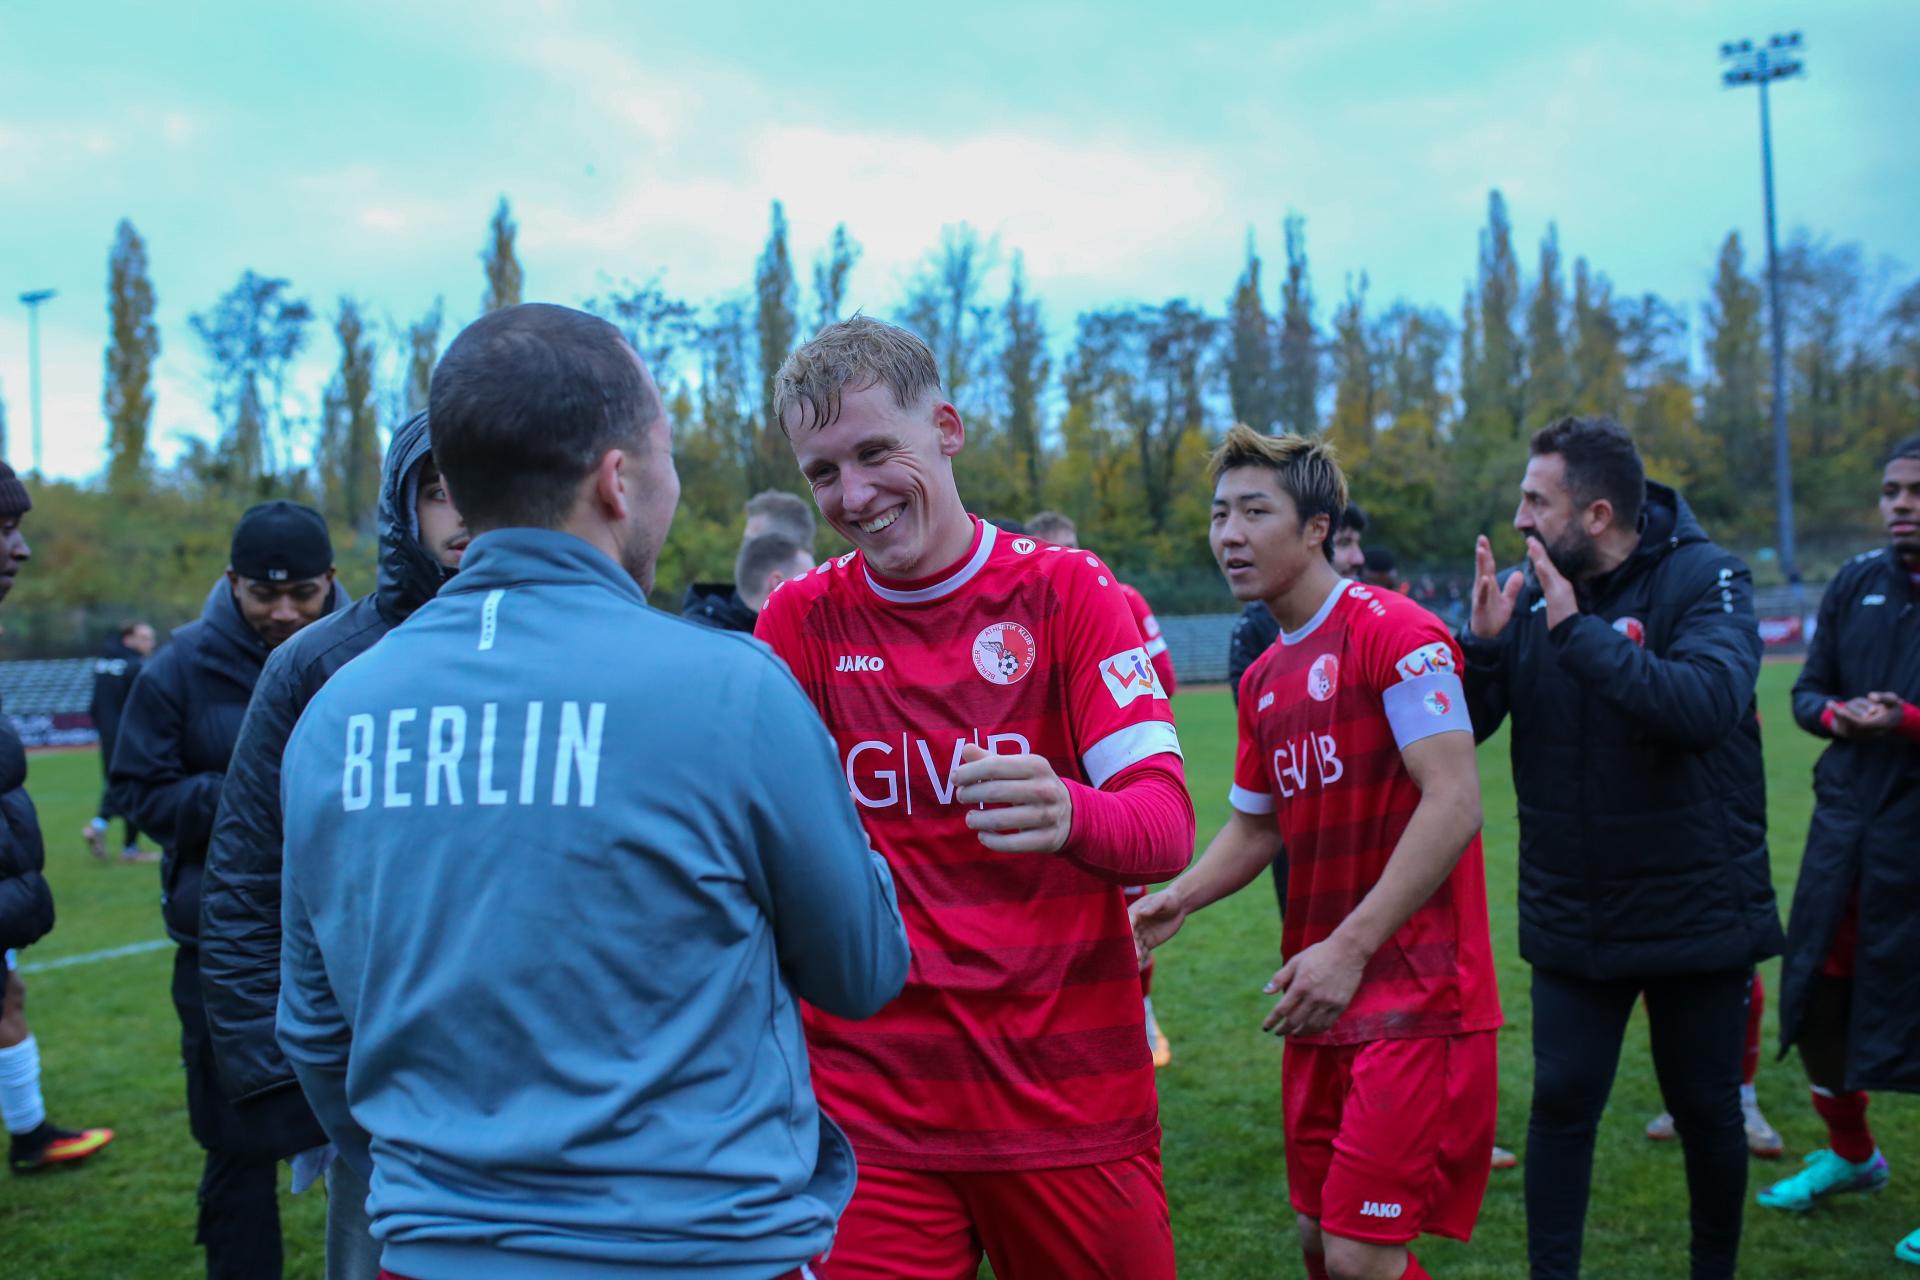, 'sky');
1,0,1913,481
